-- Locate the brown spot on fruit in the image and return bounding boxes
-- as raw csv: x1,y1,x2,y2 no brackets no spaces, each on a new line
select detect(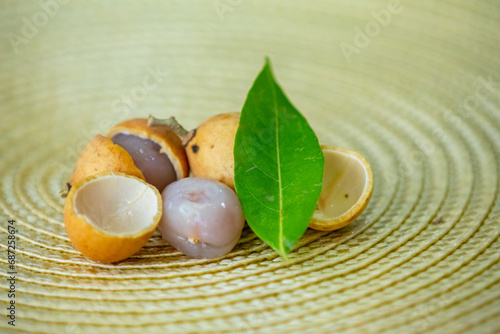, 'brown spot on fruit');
185,112,240,190
345,194,349,198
